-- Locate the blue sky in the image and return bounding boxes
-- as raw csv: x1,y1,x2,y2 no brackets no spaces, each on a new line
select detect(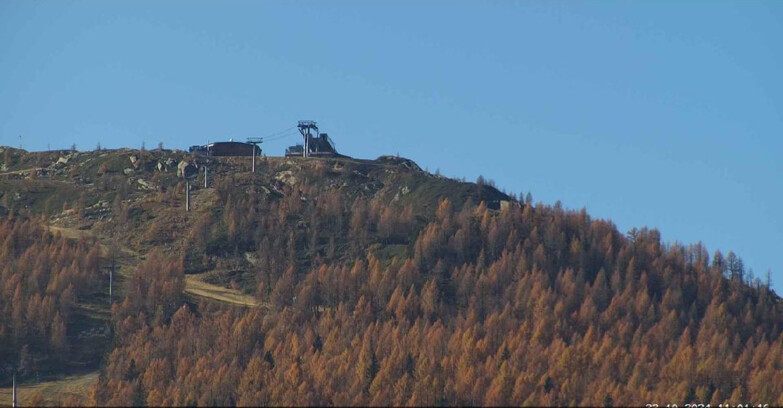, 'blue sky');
1,1,781,289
